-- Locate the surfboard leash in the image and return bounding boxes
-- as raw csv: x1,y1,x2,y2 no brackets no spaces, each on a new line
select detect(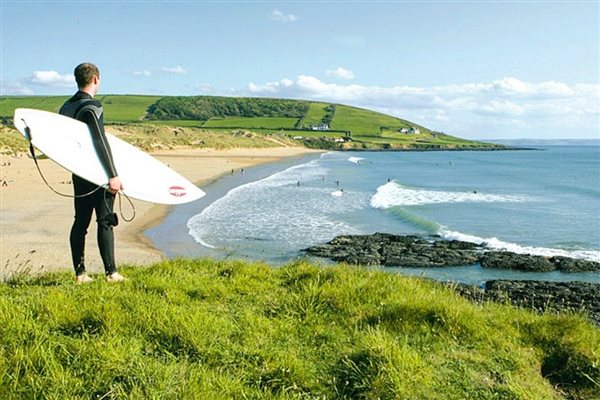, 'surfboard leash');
22,119,101,199
116,191,136,223
21,118,136,222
